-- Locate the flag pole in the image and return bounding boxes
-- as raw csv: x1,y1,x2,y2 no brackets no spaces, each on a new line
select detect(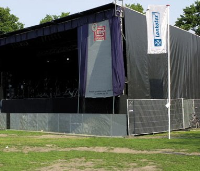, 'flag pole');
167,4,171,139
